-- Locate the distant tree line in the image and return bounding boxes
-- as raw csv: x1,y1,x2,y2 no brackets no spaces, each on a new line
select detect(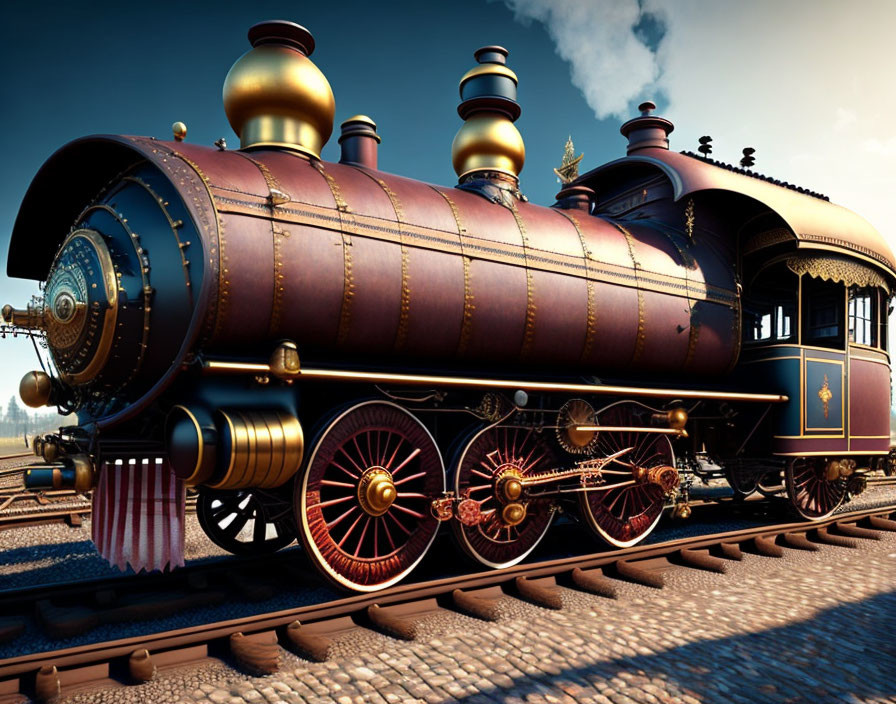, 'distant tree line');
1,396,64,441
